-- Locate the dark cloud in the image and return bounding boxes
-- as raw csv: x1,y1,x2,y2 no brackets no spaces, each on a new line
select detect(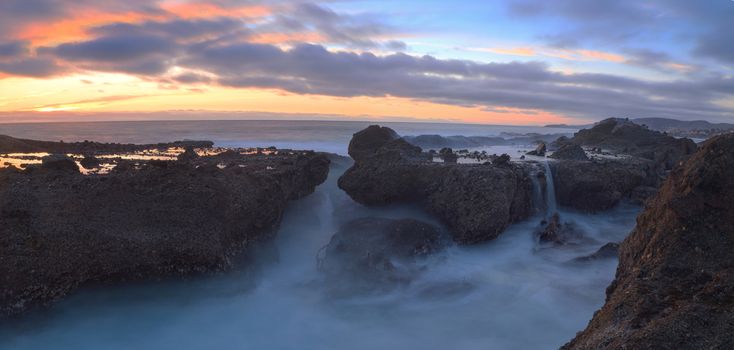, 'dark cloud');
179,42,733,121
91,18,247,40
0,57,63,77
0,41,29,57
